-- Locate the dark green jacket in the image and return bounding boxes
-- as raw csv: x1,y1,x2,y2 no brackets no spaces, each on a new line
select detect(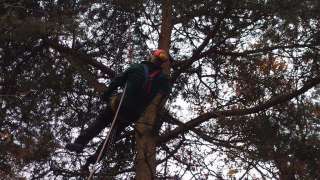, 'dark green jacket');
102,61,171,115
